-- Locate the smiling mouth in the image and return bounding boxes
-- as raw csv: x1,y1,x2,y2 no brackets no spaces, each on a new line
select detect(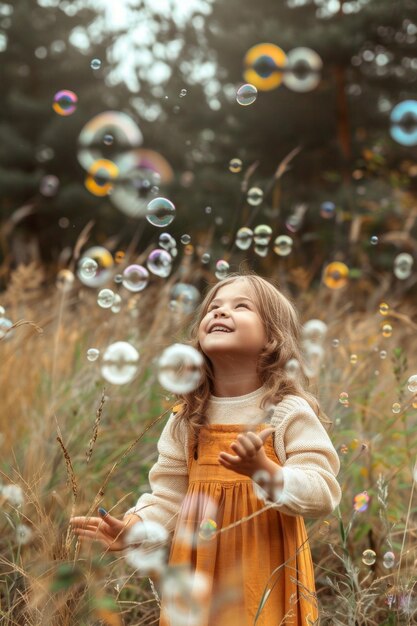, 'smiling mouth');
209,326,233,333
